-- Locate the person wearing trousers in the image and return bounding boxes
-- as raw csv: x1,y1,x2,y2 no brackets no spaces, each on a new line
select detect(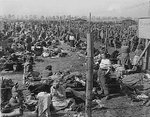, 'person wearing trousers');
98,53,112,98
